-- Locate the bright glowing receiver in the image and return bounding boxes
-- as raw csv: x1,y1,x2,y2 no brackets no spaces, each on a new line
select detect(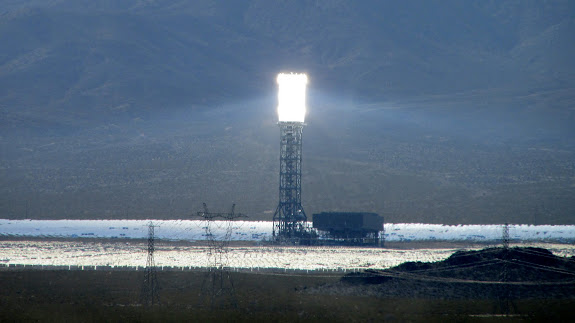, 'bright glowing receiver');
277,73,308,123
